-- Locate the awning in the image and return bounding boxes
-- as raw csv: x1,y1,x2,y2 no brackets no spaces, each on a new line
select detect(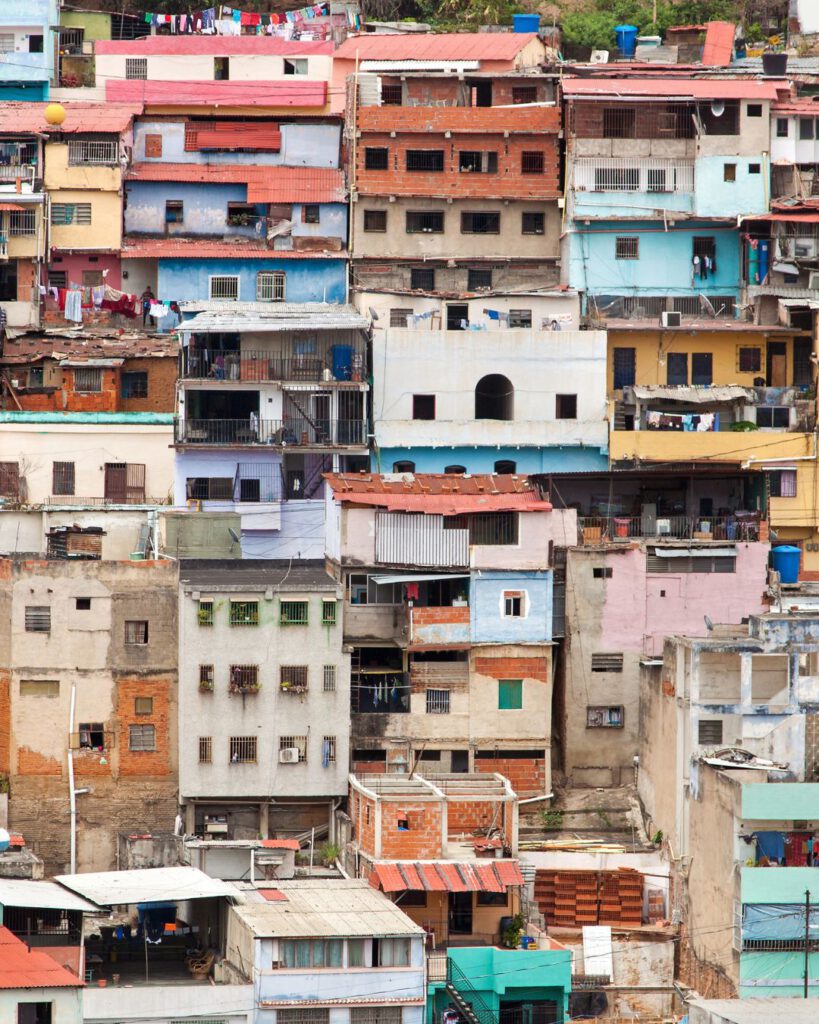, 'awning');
54,866,242,907
370,573,469,585
654,546,736,558
631,385,754,403
371,860,524,893
0,879,99,913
